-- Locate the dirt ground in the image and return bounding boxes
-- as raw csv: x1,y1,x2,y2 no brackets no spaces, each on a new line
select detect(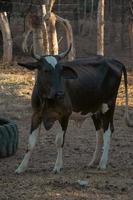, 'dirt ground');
0,64,133,200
